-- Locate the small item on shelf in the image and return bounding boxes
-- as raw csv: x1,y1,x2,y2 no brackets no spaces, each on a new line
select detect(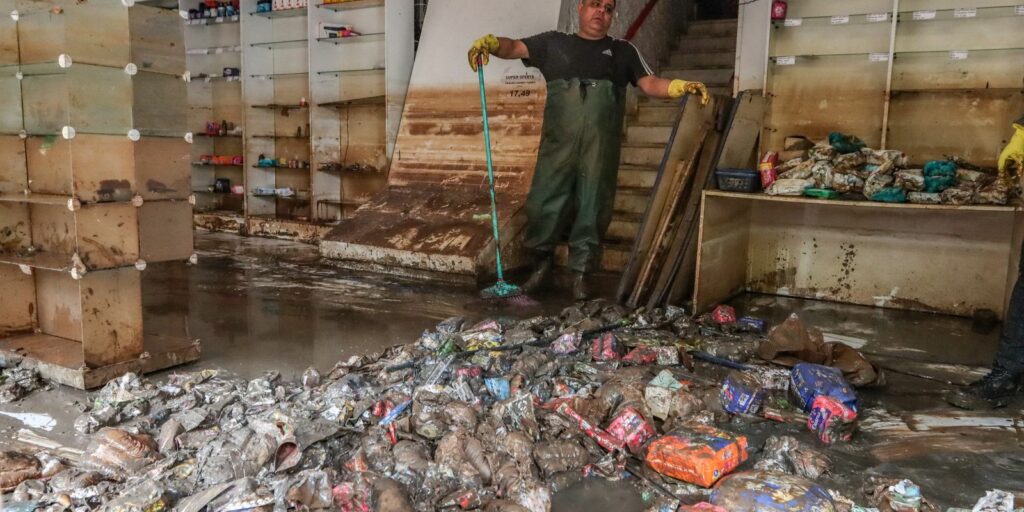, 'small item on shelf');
231,185,244,195
223,67,240,77
759,152,779,189
299,97,308,107
275,187,295,197
716,168,761,193
199,154,213,165
214,178,231,193
253,186,276,196
804,188,839,200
